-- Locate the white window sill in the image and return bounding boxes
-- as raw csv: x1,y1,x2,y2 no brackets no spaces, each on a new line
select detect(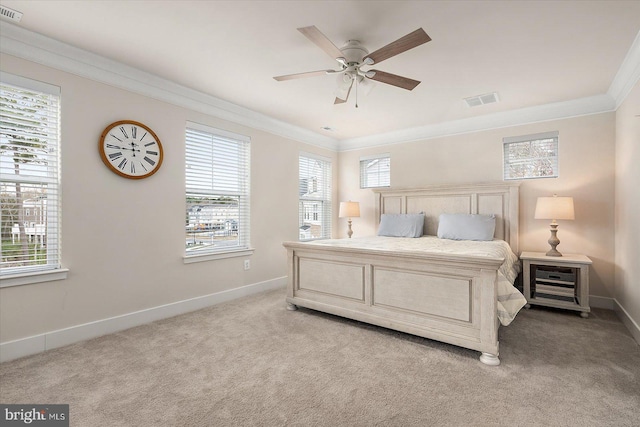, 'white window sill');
183,248,254,264
0,268,69,288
